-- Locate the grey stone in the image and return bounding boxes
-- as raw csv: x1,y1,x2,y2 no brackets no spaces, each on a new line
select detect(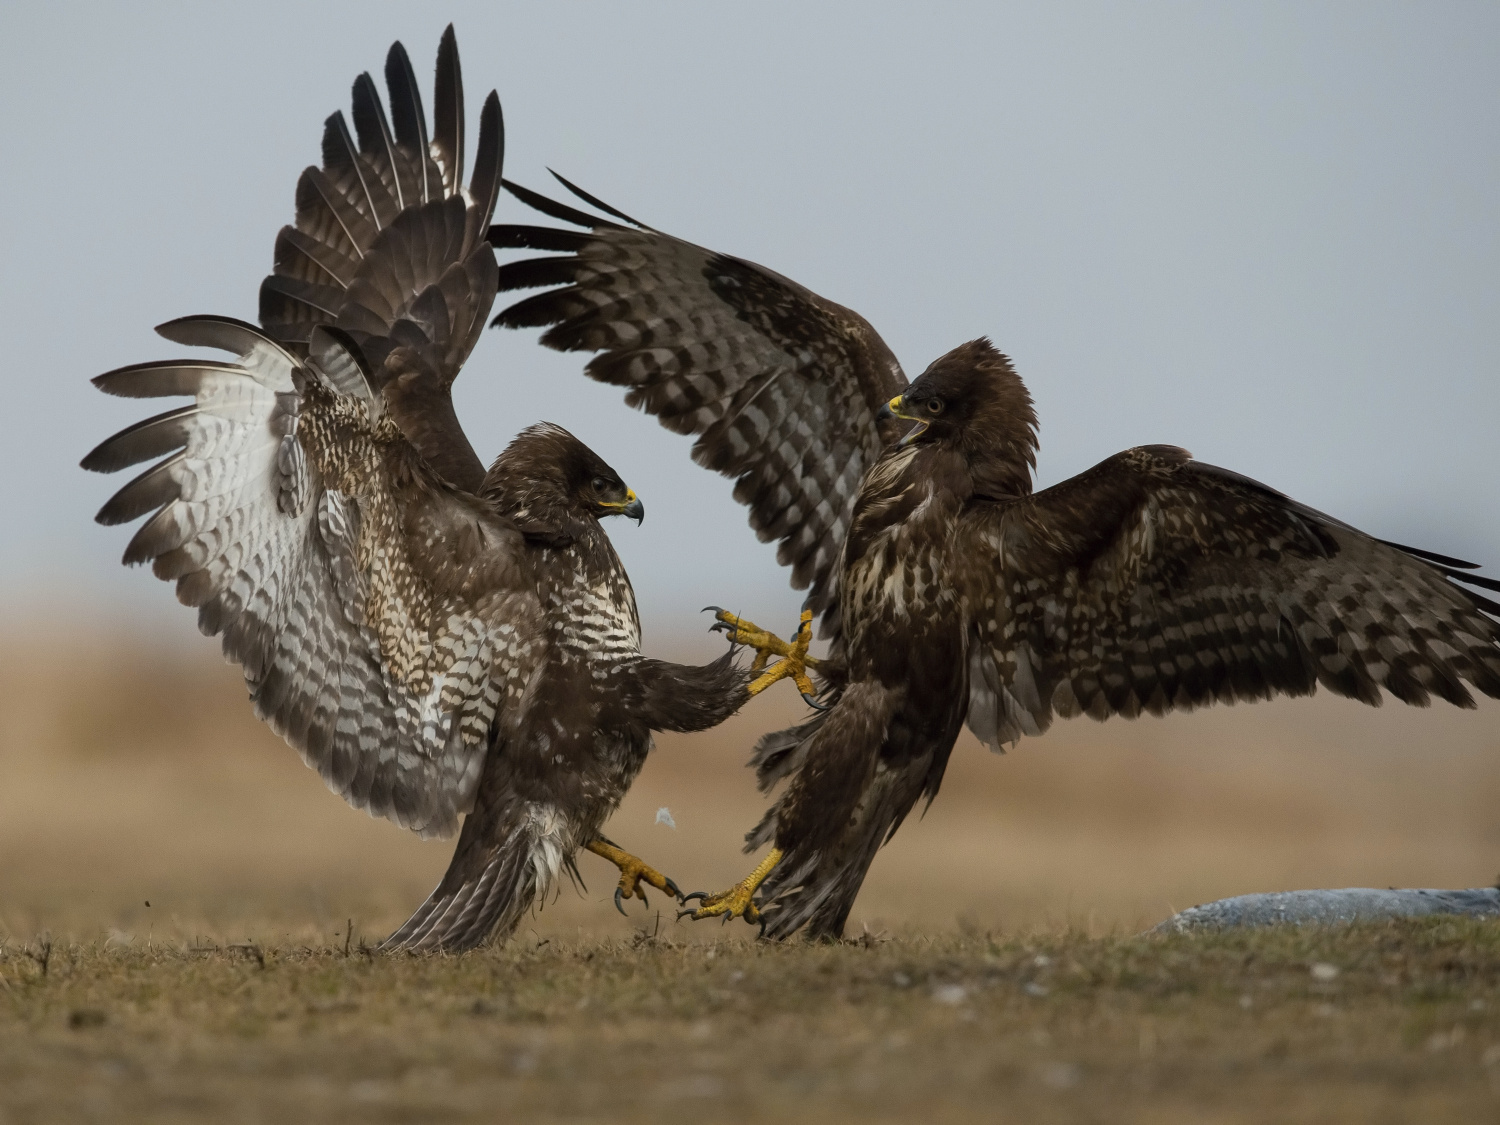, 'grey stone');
1153,887,1500,934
